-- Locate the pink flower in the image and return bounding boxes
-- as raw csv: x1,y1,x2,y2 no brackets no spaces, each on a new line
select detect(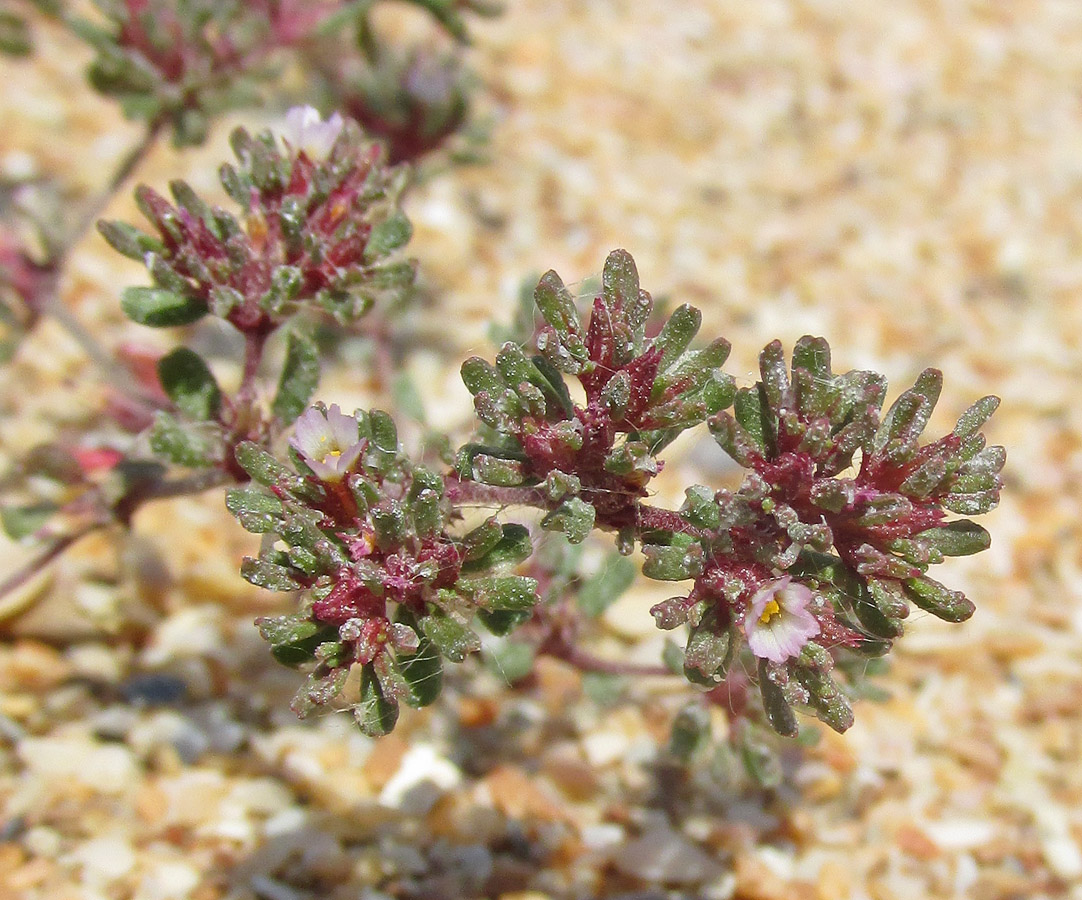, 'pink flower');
290,404,364,481
283,106,345,160
745,576,821,664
